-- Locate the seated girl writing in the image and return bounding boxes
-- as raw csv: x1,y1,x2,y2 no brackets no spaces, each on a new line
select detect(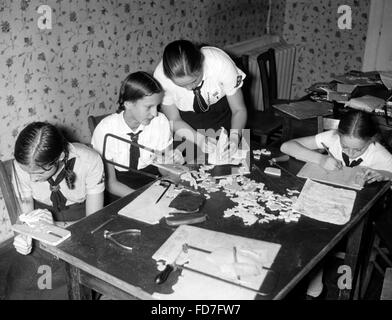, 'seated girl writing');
281,109,392,184
281,109,392,298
